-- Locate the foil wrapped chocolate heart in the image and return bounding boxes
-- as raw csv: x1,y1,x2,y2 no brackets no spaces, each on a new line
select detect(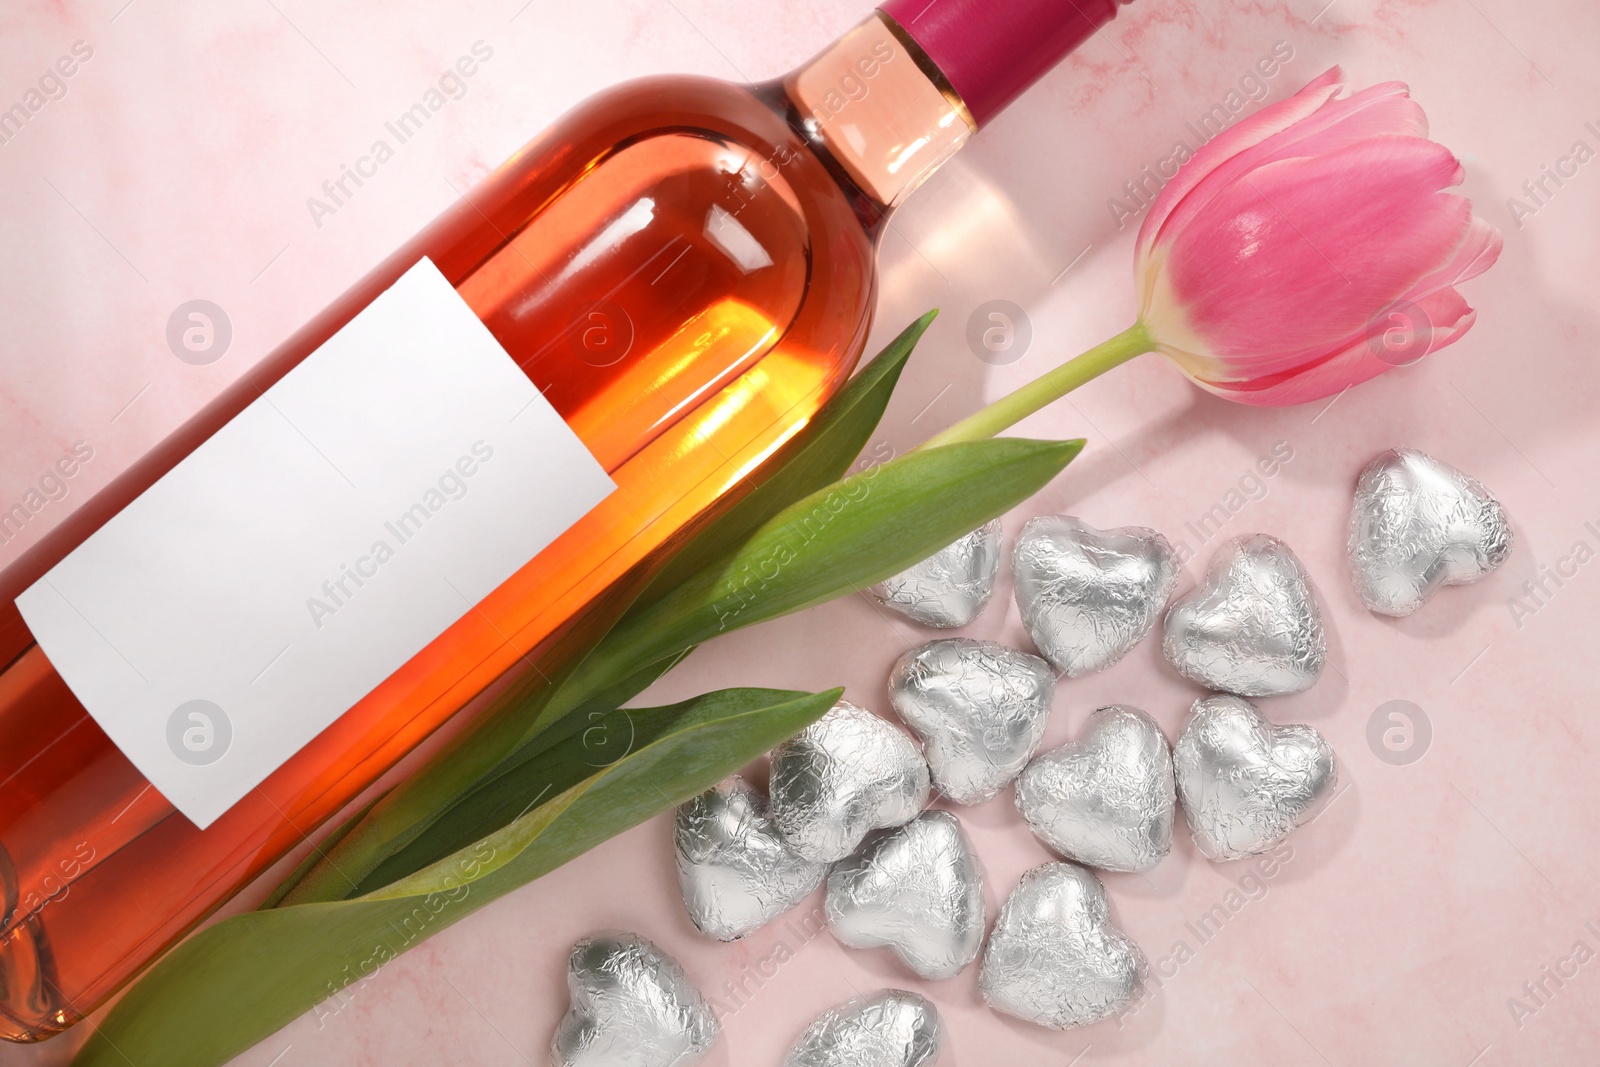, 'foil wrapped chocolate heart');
1162,534,1326,696
1012,516,1180,676
674,776,829,941
1348,447,1514,616
552,932,719,1067
1014,705,1174,873
1173,694,1338,861
825,810,985,980
979,862,1147,1030
770,700,931,864
784,989,944,1067
870,519,1003,628
888,638,1055,804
